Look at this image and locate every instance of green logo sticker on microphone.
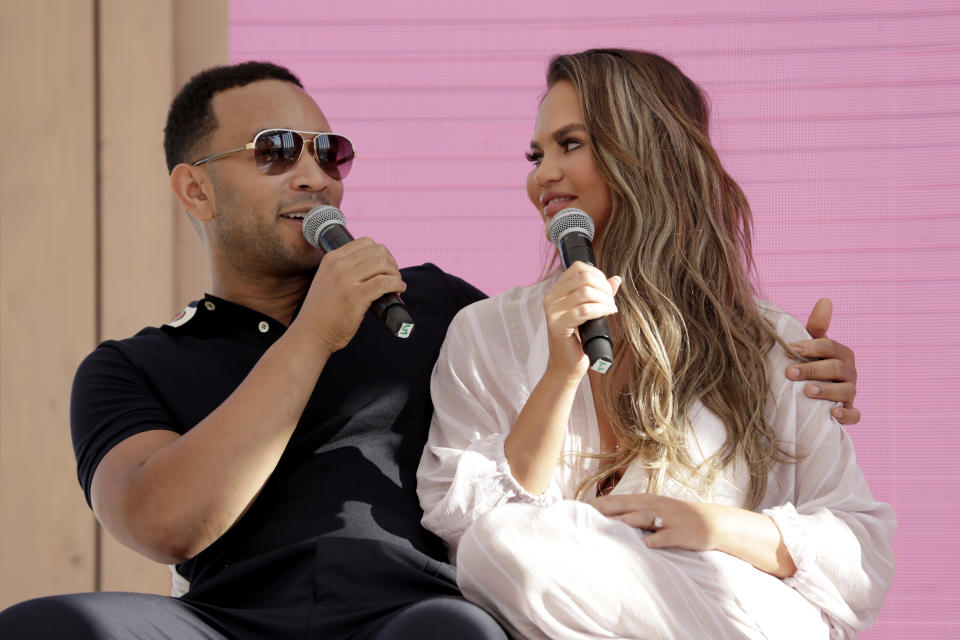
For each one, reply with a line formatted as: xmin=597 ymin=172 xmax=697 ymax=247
xmin=397 ymin=323 xmax=414 ymax=339
xmin=591 ymin=358 xmax=612 ymax=374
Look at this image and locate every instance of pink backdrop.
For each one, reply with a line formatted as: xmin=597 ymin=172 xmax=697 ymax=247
xmin=231 ymin=1 xmax=960 ymax=637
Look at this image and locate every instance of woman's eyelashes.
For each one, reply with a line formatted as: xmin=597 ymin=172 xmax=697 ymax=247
xmin=525 ymin=138 xmax=585 ymax=166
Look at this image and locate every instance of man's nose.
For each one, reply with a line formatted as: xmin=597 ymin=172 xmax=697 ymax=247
xmin=290 ymin=144 xmax=336 ymax=191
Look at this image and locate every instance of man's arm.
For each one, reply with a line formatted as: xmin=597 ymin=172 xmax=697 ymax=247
xmin=89 ymin=239 xmax=403 ymax=564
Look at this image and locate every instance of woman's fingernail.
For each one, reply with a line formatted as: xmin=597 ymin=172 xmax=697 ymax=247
xmin=809 ymin=385 xmax=821 ymax=396
xmin=832 ymin=408 xmax=844 ymax=419
xmin=787 ymin=367 xmax=800 ymax=379
xmin=791 ymin=344 xmax=805 ymax=355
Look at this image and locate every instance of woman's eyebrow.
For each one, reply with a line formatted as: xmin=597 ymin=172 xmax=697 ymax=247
xmin=551 ymin=123 xmax=588 ymax=141
xmin=530 ymin=123 xmax=588 ymax=150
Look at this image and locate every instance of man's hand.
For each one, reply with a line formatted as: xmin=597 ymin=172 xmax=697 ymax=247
xmin=89 ymin=239 xmax=406 ymax=564
xmin=298 ymin=237 xmax=406 ymax=353
xmin=786 ymin=298 xmax=861 ymax=425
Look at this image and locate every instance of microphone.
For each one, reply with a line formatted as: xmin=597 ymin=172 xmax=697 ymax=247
xmin=302 ymin=205 xmax=415 ymax=339
xmin=548 ymin=208 xmax=614 ymax=373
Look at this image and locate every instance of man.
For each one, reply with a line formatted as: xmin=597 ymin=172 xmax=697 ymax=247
xmin=0 ymin=61 xmax=860 ymax=639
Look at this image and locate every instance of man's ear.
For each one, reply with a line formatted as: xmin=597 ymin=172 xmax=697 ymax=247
xmin=170 ymin=164 xmax=215 ymax=224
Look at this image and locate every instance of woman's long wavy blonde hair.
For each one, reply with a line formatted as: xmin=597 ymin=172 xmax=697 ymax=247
xmin=550 ymin=50 xmax=795 ymax=509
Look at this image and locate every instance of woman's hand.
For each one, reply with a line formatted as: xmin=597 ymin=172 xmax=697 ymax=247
xmin=542 ymin=263 xmax=620 ymax=379
xmin=588 ymin=493 xmax=722 ymax=552
xmin=787 ymin=298 xmax=861 ymax=424
xmin=588 ymin=493 xmax=796 ymax=578
xmin=501 ymin=265 xmax=620 ymax=495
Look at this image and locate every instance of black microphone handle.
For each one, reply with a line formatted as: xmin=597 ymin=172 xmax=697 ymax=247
xmin=314 ymin=223 xmax=355 ymax=253
xmin=317 ymin=224 xmax=415 ymax=339
xmin=557 ymin=237 xmax=597 ymax=270
xmin=580 ymin=318 xmax=614 ymax=373
xmin=558 ymin=234 xmax=614 ymax=373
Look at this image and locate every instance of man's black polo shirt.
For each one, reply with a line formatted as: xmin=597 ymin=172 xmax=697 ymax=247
xmin=70 ymin=264 xmax=485 ymax=629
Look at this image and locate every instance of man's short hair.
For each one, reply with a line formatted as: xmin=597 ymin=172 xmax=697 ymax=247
xmin=163 ymin=61 xmax=303 ymax=173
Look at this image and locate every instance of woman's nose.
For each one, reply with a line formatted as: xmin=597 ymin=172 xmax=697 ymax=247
xmin=534 ymin=155 xmax=561 ymax=186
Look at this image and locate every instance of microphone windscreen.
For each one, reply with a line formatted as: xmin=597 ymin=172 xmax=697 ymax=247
xmin=548 ymin=208 xmax=595 ymax=248
xmin=303 ymin=205 xmax=347 ymax=248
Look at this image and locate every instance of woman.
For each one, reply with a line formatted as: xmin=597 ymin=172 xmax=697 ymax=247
xmin=417 ymin=49 xmax=894 ymax=639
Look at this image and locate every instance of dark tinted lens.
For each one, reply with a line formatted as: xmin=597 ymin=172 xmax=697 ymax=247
xmin=313 ymin=134 xmax=354 ymax=180
xmin=254 ymin=130 xmax=302 ymax=175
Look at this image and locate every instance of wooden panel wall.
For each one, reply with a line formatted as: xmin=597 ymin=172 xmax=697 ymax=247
xmin=0 ymin=0 xmax=98 ymax=603
xmin=0 ymin=0 xmax=225 ymax=608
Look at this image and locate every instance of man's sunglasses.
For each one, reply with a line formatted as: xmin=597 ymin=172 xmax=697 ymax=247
xmin=192 ymin=129 xmax=355 ymax=180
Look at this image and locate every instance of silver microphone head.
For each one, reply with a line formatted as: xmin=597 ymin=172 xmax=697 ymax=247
xmin=302 ymin=205 xmax=346 ymax=248
xmin=548 ymin=208 xmax=595 ymax=248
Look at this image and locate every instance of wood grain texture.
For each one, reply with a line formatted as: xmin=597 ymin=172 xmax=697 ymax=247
xmin=0 ymin=0 xmax=98 ymax=607
xmin=96 ymin=0 xmax=176 ymax=595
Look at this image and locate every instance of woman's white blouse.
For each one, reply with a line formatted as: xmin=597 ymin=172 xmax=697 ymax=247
xmin=417 ymin=277 xmax=895 ymax=636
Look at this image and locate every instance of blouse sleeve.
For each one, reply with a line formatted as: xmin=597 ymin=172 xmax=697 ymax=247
xmin=417 ymin=302 xmax=564 ymax=555
xmin=760 ymin=307 xmax=896 ymax=636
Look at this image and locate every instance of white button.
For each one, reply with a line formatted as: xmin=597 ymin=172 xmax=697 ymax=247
xmin=258 ymin=321 xmax=270 ymax=333
xmin=204 ymin=301 xmax=216 ymax=311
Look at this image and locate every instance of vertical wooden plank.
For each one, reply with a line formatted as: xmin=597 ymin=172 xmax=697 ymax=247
xmin=0 ymin=0 xmax=98 ymax=607
xmin=98 ymin=0 xmax=175 ymax=337
xmin=95 ymin=0 xmax=175 ymax=595
xmin=95 ymin=0 xmax=226 ymax=595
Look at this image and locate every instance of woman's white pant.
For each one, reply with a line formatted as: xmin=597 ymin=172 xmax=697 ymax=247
xmin=455 ymin=501 xmax=829 ymax=640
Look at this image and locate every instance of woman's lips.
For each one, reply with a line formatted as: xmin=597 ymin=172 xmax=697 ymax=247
xmin=542 ymin=196 xmax=576 ymax=217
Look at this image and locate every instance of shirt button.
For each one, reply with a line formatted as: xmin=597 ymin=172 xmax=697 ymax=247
xmin=204 ymin=301 xmax=216 ymax=311
xmin=258 ymin=321 xmax=270 ymax=333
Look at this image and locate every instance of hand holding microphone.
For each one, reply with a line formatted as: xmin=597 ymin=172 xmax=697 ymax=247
xmin=303 ymin=205 xmax=415 ymax=339
xmin=548 ymin=208 xmax=615 ymax=373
